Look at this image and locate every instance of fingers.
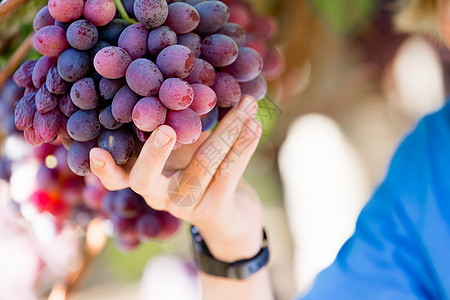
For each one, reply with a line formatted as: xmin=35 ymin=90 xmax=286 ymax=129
xmin=90 ymin=148 xmax=130 ymax=191
xmin=178 ymin=96 xmax=258 ymax=199
xmin=207 ymin=118 xmax=262 ymax=198
xmin=128 ymin=125 xmax=177 ymax=196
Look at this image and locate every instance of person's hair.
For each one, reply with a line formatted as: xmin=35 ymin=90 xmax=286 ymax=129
xmin=394 ymin=0 xmax=438 ymax=36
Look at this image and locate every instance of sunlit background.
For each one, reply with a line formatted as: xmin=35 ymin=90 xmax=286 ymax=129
xmin=0 ymin=0 xmax=447 ymax=299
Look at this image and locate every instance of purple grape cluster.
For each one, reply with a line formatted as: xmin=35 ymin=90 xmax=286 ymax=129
xmin=0 ymin=78 xmax=181 ymax=252
xmin=12 ymin=0 xmax=272 ymax=177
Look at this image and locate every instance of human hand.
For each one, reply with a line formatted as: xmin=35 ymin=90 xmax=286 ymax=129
xmin=90 ymin=96 xmax=264 ymax=262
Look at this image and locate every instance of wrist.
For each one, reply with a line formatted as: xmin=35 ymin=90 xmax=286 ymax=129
xmin=196 ymin=225 xmax=264 ymax=263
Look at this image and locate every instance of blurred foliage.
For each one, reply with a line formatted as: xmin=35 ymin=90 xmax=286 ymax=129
xmin=308 ymin=0 xmax=377 ymax=36
xmin=0 ymin=0 xmax=45 ymax=66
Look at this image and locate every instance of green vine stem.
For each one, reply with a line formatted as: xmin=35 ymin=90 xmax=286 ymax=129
xmin=113 ymin=0 xmax=137 ymax=24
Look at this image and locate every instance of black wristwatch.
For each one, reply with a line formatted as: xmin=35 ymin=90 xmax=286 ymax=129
xmin=190 ymin=225 xmax=270 ymax=280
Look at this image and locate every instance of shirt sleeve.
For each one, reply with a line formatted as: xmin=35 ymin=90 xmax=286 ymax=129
xmin=299 ymin=105 xmax=450 ymax=300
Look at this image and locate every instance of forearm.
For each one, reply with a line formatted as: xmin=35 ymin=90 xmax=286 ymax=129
xmin=200 ymin=267 xmax=274 ymax=300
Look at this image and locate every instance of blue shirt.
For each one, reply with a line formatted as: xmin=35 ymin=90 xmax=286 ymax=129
xmin=301 ymin=103 xmax=450 ymax=299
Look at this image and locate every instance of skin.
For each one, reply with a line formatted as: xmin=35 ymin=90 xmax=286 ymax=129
xmin=90 ymin=96 xmax=274 ymax=299
xmin=437 ymin=0 xmax=450 ymax=47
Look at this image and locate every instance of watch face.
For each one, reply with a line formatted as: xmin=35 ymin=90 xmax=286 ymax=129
xmin=190 ymin=225 xmax=270 ymax=279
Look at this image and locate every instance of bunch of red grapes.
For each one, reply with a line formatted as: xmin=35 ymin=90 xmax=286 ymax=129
xmin=5 ymin=0 xmax=282 ymax=251
xmin=13 ymin=0 xmax=279 ymax=178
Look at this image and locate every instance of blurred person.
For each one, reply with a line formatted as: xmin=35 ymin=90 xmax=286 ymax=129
xmin=90 ymin=1 xmax=450 ymax=299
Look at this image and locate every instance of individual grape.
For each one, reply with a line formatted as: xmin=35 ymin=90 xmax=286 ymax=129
xmin=189 ymin=84 xmax=217 ymax=115
xmin=70 ymin=78 xmax=99 ymax=110
xmin=14 ymin=93 xmax=36 ymax=130
xmin=67 ymin=140 xmax=98 ymax=176
xmin=166 ymin=108 xmax=201 ymax=144
xmin=54 ymin=20 xmax=70 ymax=30
xmin=83 ymin=0 xmax=116 ymax=27
xmin=185 ymin=58 xmax=216 ymax=87
xmin=134 ymin=0 xmax=168 ymax=28
xmin=243 ymin=33 xmax=267 ymax=57
xmin=137 ymin=213 xmax=161 ymax=240
xmin=99 ymin=105 xmax=123 ymax=130
xmin=156 ymin=211 xmax=180 ymax=239
xmin=48 ymin=0 xmax=84 ymax=22
xmin=156 ymin=45 xmax=195 ymax=78
xmin=126 ymin=59 xmax=163 ymax=97
xmin=114 ymin=189 xmax=143 ymax=219
xmin=59 ymin=115 xmax=71 ymax=139
xmin=102 ymin=191 xmax=116 ymax=216
xmin=36 ymin=166 xmax=59 ymax=190
xmin=122 ymin=0 xmax=136 ymax=17
xmin=111 ymin=212 xmax=137 ymax=234
xmin=1 ymin=79 xmax=24 ymax=108
xmin=253 ymin=16 xmax=279 ymax=40
xmin=33 ymin=25 xmax=69 ymax=57
xmin=194 ymin=1 xmax=230 ymax=34
xmin=147 ymin=26 xmax=177 ymax=56
xmin=13 ymin=60 xmax=37 ymax=88
xmin=111 ymin=85 xmax=140 ymax=123
xmin=224 ymin=47 xmax=263 ymax=82
xmin=66 ymin=20 xmax=99 ymax=51
xmin=201 ymin=34 xmax=238 ymax=67
xmin=45 ymin=66 xmax=68 ymax=95
xmin=94 ymin=46 xmax=132 ymax=79
xmin=159 ymin=78 xmax=194 ymax=110
xmin=33 ymin=108 xmax=61 ymax=143
xmin=88 ymin=41 xmax=111 ymax=63
xmin=165 ymin=2 xmax=200 ymax=34
xmin=82 ymin=185 xmax=106 ymax=210
xmin=35 ymin=85 xmax=58 ymax=113
xmin=217 ymin=23 xmax=246 ymax=46
xmin=98 ymin=128 xmax=135 ymax=165
xmin=67 ymin=109 xmax=103 ymax=142
xmin=132 ymin=97 xmax=166 ymax=132
xmin=57 ymin=48 xmax=90 ymax=82
xmin=211 ymin=72 xmax=241 ymax=107
xmin=115 ymin=233 xmax=140 ymax=251
xmin=98 ymin=19 xmax=128 ymax=45
xmin=228 ymin=3 xmax=252 ymax=30
xmin=239 ymin=75 xmax=267 ymax=101
xmin=24 ymin=126 xmax=43 ymax=146
xmin=177 ymin=33 xmax=201 ymax=57
xmin=261 ymin=46 xmax=284 ymax=80
xmin=59 ymin=93 xmax=79 ymax=117
xmin=118 ymin=23 xmax=149 ymax=60
xmin=99 ymin=77 xmax=124 ymax=100
xmin=32 ymin=56 xmax=57 ymax=89
xmin=33 ymin=6 xmax=55 ymax=32
xmin=61 ymin=176 xmax=84 ymax=205
xmin=201 ymin=105 xmax=218 ymax=131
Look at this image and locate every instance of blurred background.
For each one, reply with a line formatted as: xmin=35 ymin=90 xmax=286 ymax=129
xmin=0 ymin=0 xmax=447 ymax=299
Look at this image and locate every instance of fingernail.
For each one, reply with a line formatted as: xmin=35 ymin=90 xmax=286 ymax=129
xmin=153 ymin=127 xmax=173 ymax=148
xmin=91 ymin=156 xmax=105 ymax=169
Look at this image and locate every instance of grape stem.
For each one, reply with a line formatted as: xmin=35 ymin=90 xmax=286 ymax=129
xmin=113 ymin=0 xmax=137 ymax=24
